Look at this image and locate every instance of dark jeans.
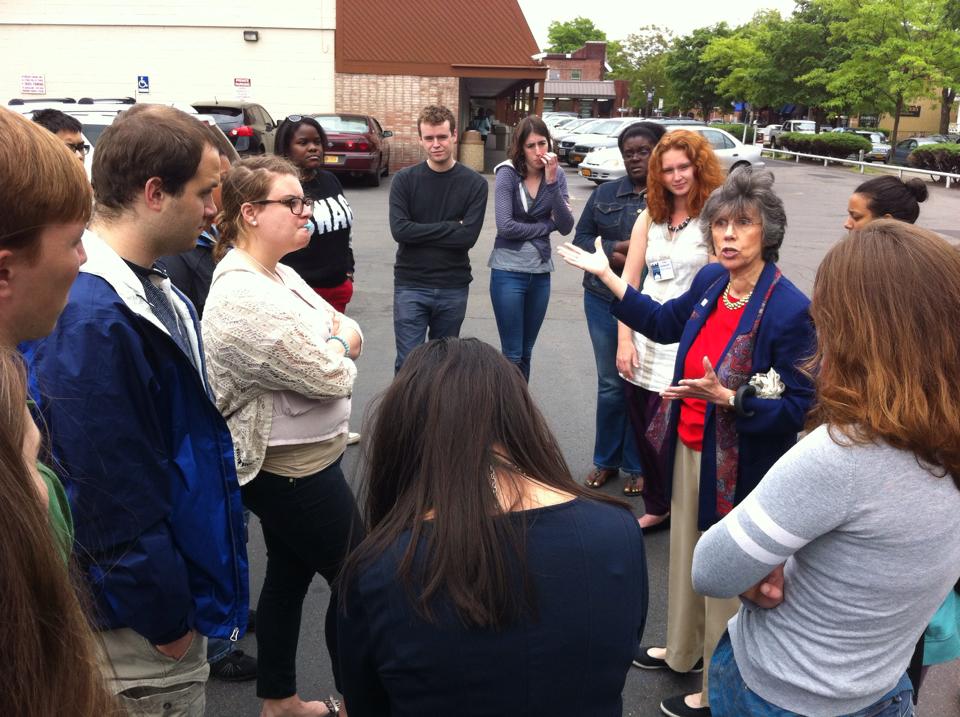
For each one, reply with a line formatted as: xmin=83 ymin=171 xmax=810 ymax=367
xmin=623 ymin=382 xmax=670 ymax=516
xmin=709 ymin=632 xmax=914 ymax=716
xmin=583 ymin=290 xmax=642 ymax=474
xmin=393 ymin=285 xmax=469 ymax=373
xmin=241 ymin=457 xmax=364 ymax=699
xmin=489 ymin=269 xmax=551 ymax=381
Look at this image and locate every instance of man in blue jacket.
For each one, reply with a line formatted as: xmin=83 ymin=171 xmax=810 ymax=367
xmin=25 ymin=104 xmax=249 ymax=716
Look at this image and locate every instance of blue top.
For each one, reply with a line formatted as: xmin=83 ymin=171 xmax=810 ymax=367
xmin=335 ymin=497 xmax=647 ymax=717
xmin=490 ymin=162 xmax=574 ymax=271
xmin=611 ymin=262 xmax=816 ymax=530
xmin=573 ymin=175 xmax=647 ymax=301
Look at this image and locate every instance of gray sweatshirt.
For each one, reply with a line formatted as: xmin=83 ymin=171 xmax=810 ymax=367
xmin=692 ymin=424 xmax=960 ymax=716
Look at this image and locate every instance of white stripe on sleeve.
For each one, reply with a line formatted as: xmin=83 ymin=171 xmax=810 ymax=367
xmin=747 ymin=501 xmax=809 ymax=550
xmin=727 ymin=513 xmax=784 ymax=565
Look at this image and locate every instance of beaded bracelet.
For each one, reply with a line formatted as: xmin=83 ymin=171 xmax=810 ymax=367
xmin=327 ymin=335 xmax=350 ymax=355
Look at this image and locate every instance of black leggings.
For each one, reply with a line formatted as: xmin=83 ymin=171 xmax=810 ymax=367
xmin=241 ymin=456 xmax=364 ymax=699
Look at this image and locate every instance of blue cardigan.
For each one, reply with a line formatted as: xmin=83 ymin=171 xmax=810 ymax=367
xmin=611 ymin=262 xmax=815 ymax=529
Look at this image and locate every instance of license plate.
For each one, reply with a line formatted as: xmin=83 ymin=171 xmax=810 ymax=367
xmin=571 ymin=154 xmax=583 ymax=163
xmin=324 ymin=155 xmax=341 ymax=164
xmin=580 ymin=168 xmax=592 ymax=177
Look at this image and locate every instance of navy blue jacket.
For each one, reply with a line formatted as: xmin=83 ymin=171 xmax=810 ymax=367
xmin=24 ymin=233 xmax=249 ymax=645
xmin=573 ymin=175 xmax=647 ymax=301
xmin=612 ymin=262 xmax=815 ymax=529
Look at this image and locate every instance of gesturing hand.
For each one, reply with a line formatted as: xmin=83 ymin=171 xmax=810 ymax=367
xmin=741 ymin=564 xmax=785 ymax=609
xmin=557 ymin=237 xmax=611 ymax=277
xmin=660 ymin=356 xmax=735 ymax=407
xmin=542 ymin=152 xmax=559 ymax=184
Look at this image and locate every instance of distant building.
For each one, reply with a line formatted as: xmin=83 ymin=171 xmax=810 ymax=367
xmin=535 ymin=42 xmax=629 ymax=117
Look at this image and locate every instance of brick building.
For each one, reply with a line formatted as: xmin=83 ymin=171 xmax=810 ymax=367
xmin=536 ymin=42 xmax=628 ymax=117
xmin=336 ymin=0 xmax=546 ymax=169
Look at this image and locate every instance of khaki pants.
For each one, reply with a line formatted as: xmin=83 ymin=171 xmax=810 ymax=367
xmin=664 ymin=443 xmax=740 ymax=706
xmin=98 ymin=628 xmax=209 ymax=717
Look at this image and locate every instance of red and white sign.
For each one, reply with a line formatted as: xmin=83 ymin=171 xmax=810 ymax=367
xmin=20 ymin=74 xmax=46 ymax=95
xmin=234 ymin=78 xmax=252 ymax=87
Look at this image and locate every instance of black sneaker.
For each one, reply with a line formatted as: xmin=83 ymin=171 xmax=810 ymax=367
xmin=209 ymin=649 xmax=257 ymax=682
xmin=632 ymin=646 xmax=703 ymax=673
xmin=660 ymin=694 xmax=711 ymax=717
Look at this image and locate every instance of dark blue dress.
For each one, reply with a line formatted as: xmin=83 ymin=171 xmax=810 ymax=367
xmin=335 ymin=498 xmax=647 ymax=716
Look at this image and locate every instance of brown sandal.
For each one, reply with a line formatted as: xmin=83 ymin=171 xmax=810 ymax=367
xmin=585 ymin=467 xmax=617 ymax=488
xmin=623 ymin=474 xmax=644 ymax=495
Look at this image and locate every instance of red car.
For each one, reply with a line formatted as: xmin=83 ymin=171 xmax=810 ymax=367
xmin=311 ymin=113 xmax=393 ymax=186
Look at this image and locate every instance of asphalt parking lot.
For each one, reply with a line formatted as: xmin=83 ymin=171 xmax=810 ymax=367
xmin=208 ymin=158 xmax=960 ymax=716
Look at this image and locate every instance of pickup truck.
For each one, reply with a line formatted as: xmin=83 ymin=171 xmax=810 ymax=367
xmin=769 ymin=119 xmax=817 ymax=147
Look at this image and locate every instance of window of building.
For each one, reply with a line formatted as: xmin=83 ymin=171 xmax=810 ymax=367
xmin=548 ymin=69 xmax=560 ymax=80
xmin=571 ymin=69 xmax=582 ymax=80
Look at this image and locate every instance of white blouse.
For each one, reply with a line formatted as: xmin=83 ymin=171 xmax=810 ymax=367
xmin=625 ymin=218 xmax=710 ymax=392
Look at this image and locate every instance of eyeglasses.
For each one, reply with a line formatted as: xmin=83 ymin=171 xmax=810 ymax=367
xmin=66 ymin=142 xmax=91 ymax=155
xmin=622 ymin=148 xmax=652 ymax=160
xmin=711 ymin=217 xmax=760 ymax=232
xmin=250 ymin=196 xmax=315 ymax=215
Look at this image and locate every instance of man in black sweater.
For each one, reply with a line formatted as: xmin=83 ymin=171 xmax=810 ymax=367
xmin=389 ymin=104 xmax=488 ymax=372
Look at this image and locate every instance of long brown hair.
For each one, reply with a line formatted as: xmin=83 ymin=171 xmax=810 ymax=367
xmin=339 ymin=338 xmax=630 ymax=628
xmin=0 ymin=350 xmax=119 ymax=716
xmin=646 ymin=129 xmax=724 ymax=224
xmin=807 ymin=220 xmax=960 ymax=487
xmin=508 ymin=115 xmax=552 ymax=178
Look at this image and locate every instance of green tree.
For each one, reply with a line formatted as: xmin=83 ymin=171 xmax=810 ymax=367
xmin=664 ymin=24 xmax=731 ymax=117
xmin=545 ymin=17 xmax=606 ymax=53
xmin=607 ymin=26 xmax=675 ymax=115
xmin=935 ymin=0 xmax=960 ymax=134
xmin=806 ymin=0 xmax=950 ymax=143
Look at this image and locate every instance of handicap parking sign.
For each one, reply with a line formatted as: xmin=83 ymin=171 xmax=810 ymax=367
xmin=137 ymin=75 xmax=150 ymax=93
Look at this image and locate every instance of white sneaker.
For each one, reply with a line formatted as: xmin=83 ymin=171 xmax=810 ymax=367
xmin=347 ymin=431 xmax=361 ymax=445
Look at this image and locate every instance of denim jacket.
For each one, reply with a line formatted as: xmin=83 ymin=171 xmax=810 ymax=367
xmin=572 ymin=175 xmax=647 ymax=301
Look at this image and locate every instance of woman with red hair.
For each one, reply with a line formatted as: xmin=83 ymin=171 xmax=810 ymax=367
xmin=614 ymin=130 xmax=723 ymax=517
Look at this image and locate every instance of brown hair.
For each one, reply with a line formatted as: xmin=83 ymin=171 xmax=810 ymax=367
xmin=646 ymin=129 xmax=724 ymax=224
xmin=339 ymin=338 xmax=631 ymax=628
xmin=508 ymin=115 xmax=552 ymax=178
xmin=213 ymin=155 xmax=300 ymax=262
xmin=417 ymin=105 xmax=456 ymax=136
xmin=91 ymin=104 xmax=214 ymax=217
xmin=807 ymin=220 xmax=960 ymax=488
xmin=0 ymin=349 xmax=119 ymax=716
xmin=0 ymin=108 xmax=91 ymax=260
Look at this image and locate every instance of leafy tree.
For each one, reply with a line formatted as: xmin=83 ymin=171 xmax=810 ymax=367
xmin=934 ymin=0 xmax=960 ymax=134
xmin=545 ymin=17 xmax=606 ymax=53
xmin=664 ymin=24 xmax=731 ymax=117
xmin=607 ymin=26 xmax=675 ymax=115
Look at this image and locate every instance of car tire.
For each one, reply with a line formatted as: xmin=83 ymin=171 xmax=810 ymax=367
xmin=729 ymin=162 xmax=749 ymax=174
xmin=382 ymin=158 xmax=389 ymax=177
xmin=366 ymin=168 xmax=381 ymax=187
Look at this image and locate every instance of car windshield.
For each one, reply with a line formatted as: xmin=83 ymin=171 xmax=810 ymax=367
xmin=313 ymin=115 xmax=369 ymax=133
xmin=588 ymin=120 xmax=623 ymax=135
xmin=191 ymin=107 xmax=243 ymax=127
xmin=82 ymin=122 xmax=111 ymax=146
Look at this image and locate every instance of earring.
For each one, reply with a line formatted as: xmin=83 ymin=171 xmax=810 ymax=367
xmin=251 ymin=220 xmax=258 ymax=226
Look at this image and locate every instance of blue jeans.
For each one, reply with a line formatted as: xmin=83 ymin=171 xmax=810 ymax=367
xmin=489 ymin=269 xmax=550 ymax=381
xmin=583 ymin=290 xmax=642 ymax=474
xmin=709 ymin=632 xmax=914 ymax=717
xmin=393 ymin=285 xmax=469 ymax=373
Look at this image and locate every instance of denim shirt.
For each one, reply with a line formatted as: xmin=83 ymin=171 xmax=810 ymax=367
xmin=572 ymin=175 xmax=647 ymax=301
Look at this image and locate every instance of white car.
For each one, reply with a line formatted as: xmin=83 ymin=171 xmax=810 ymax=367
xmin=578 ymin=126 xmax=764 ymax=184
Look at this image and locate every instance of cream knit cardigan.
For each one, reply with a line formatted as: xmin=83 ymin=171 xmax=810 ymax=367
xmin=202 ymin=249 xmax=362 ymax=485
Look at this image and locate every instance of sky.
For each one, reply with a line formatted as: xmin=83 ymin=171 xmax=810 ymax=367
xmin=517 ymin=0 xmax=800 ymax=48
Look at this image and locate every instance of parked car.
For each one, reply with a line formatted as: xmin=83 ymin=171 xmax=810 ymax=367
xmin=567 ymin=117 xmax=645 ymax=167
xmin=191 ymin=100 xmax=277 ymax=155
xmin=556 ymin=118 xmax=605 ymax=160
xmin=888 ymin=135 xmax=954 ymax=167
xmin=578 ymin=126 xmax=763 ymax=184
xmin=310 ymin=113 xmax=393 ymax=186
xmin=770 ymin=119 xmax=817 ymax=147
xmin=756 ymin=124 xmax=781 ymax=146
xmin=851 ymin=131 xmax=891 ymax=162
xmin=545 ymin=114 xmax=580 ymax=131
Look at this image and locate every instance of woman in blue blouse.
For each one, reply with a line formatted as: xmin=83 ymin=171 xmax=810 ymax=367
xmin=335 ymin=338 xmax=647 ymax=716
xmin=488 ymin=115 xmax=574 ymax=380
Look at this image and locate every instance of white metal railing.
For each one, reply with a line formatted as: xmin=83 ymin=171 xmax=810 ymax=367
xmin=760 ymin=148 xmax=960 ymax=188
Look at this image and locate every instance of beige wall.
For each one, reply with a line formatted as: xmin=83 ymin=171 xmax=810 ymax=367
xmin=336 ymin=73 xmax=460 ymax=169
xmin=1 ymin=2 xmax=336 ymax=119
xmin=877 ymin=97 xmax=959 ymax=138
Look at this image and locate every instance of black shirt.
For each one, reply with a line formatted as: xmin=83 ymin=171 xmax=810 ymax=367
xmin=389 ymin=161 xmax=488 ymax=288
xmin=283 ymin=171 xmax=355 ymax=288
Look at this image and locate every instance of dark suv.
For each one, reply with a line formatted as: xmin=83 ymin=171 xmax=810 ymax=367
xmin=191 ymin=100 xmax=277 ymax=155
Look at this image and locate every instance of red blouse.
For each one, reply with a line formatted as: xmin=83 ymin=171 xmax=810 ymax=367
xmin=677 ymin=294 xmax=745 ymax=451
